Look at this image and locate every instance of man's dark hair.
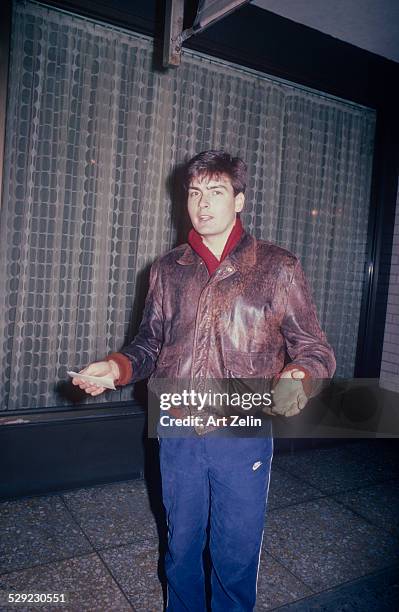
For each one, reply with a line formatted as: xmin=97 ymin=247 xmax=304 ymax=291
xmin=184 ymin=150 xmax=247 ymax=196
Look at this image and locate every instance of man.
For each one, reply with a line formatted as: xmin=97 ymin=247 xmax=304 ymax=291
xmin=73 ymin=150 xmax=336 ymax=611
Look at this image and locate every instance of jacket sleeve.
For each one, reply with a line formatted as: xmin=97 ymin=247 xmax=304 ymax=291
xmin=113 ymin=258 xmax=164 ymax=384
xmin=280 ymin=259 xmax=336 ymax=394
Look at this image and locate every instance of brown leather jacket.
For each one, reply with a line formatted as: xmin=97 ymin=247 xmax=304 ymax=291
xmin=116 ymin=232 xmax=335 ymax=403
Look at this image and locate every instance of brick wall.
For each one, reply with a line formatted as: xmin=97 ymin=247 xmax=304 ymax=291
xmin=380 ymin=185 xmax=399 ymax=392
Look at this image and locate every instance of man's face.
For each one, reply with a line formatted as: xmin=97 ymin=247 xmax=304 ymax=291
xmin=187 ymin=173 xmax=244 ymax=239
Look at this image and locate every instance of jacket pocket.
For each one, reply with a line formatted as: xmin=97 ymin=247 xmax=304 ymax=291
xmin=223 ymin=350 xmax=272 ymax=414
xmin=224 ymin=349 xmax=271 ymax=378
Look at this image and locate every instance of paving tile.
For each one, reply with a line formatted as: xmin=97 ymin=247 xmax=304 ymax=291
xmin=332 ymin=480 xmax=399 ymax=536
xmin=100 ymin=539 xmax=165 ymax=611
xmin=62 ymin=480 xmax=161 ymax=550
xmin=100 ymin=536 xmax=313 ymax=612
xmin=255 ymin=550 xmax=312 ymax=610
xmin=344 ymin=439 xmax=399 ymax=480
xmin=0 ymin=496 xmax=92 ymax=574
xmin=268 ymin=466 xmax=324 ymax=510
xmin=272 ymin=441 xmax=399 ymax=495
xmin=271 ymin=564 xmax=399 ymax=611
xmin=264 ymin=497 xmax=399 ymax=591
xmin=0 ymin=553 xmax=132 ymax=611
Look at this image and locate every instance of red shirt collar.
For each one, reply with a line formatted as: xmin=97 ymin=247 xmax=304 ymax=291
xmin=188 ymin=217 xmax=244 ymax=275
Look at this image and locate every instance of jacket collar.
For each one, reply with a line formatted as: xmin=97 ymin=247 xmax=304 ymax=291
xmin=176 ymin=231 xmax=257 ymax=274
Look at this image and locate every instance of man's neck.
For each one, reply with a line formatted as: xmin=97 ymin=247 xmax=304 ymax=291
xmin=188 ymin=217 xmax=243 ymax=276
xmin=202 ymin=222 xmax=236 ymax=260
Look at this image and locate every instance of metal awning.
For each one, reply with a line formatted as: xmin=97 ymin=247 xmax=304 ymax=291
xmin=163 ymin=0 xmax=250 ymax=67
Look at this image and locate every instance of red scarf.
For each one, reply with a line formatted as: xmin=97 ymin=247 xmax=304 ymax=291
xmin=188 ymin=217 xmax=244 ymax=275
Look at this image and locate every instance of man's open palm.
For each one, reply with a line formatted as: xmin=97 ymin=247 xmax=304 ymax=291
xmin=71 ymin=360 xmax=119 ymax=396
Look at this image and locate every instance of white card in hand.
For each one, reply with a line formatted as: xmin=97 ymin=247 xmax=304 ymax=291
xmin=67 ymin=371 xmax=116 ymax=390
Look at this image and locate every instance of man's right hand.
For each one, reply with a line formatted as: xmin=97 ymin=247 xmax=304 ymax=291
xmin=71 ymin=360 xmax=120 ymax=396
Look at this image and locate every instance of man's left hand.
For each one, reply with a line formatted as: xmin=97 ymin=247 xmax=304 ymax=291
xmin=264 ymin=368 xmax=309 ymax=417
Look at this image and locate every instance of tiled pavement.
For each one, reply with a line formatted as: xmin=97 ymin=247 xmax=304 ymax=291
xmin=0 ymin=440 xmax=398 ymax=611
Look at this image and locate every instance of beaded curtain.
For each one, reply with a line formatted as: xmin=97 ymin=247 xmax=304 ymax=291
xmin=0 ymin=1 xmax=376 ymax=410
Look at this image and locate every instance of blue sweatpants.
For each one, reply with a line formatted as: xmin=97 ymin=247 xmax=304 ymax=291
xmin=159 ymin=433 xmax=273 ymax=611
